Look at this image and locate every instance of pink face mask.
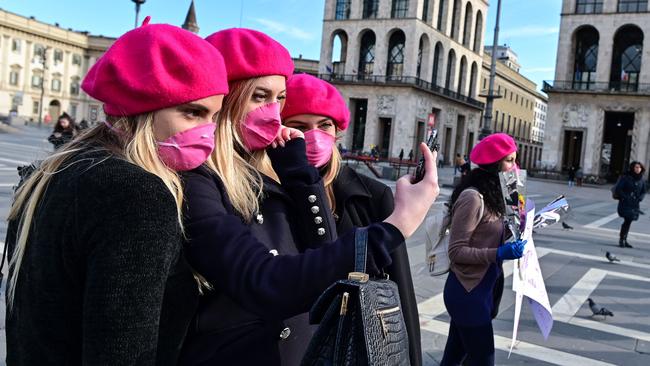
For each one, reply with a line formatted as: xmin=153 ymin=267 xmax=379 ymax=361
xmin=241 ymin=102 xmax=282 ymax=151
xmin=304 ymin=129 xmax=336 ymax=168
xmin=157 ymin=122 xmax=216 ymax=171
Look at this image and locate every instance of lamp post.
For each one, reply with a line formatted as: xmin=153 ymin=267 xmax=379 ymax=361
xmin=479 ymin=0 xmax=502 ymax=140
xmin=37 ymin=46 xmax=50 ymax=129
xmin=132 ymin=0 xmax=146 ymax=28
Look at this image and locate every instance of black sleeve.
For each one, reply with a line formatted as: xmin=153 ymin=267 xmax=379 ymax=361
xmin=266 ymin=138 xmax=337 ymax=247
xmin=376 ymin=186 xmax=423 ymax=366
xmin=183 ymin=169 xmax=404 ymax=319
xmin=77 ymin=167 xmax=181 ymax=365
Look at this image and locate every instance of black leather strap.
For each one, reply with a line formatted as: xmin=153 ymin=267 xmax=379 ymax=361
xmin=354 ymin=228 xmax=368 ymax=273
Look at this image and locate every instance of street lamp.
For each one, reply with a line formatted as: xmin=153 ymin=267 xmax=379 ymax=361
xmin=37 ymin=46 xmax=50 ymax=129
xmin=479 ymin=0 xmax=503 ymax=140
xmin=132 ymin=0 xmax=146 ymax=28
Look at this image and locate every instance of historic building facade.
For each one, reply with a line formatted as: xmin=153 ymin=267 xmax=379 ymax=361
xmin=543 ymin=0 xmax=650 ymax=180
xmin=318 ymin=0 xmax=488 ymax=163
xmin=479 ymin=46 xmax=547 ymax=169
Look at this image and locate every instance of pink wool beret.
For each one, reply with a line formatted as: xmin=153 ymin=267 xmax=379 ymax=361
xmin=281 ymin=74 xmax=350 ymax=131
xmin=470 ymin=133 xmax=517 ymax=165
xmin=82 ymin=17 xmax=229 ymax=116
xmin=205 ymin=28 xmax=294 ymax=82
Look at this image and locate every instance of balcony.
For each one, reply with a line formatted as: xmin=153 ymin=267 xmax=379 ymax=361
xmin=542 ymin=80 xmax=650 ymax=95
xmin=320 ymin=73 xmax=485 ymax=110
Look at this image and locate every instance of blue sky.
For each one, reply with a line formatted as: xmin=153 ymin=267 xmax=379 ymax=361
xmin=2 ymin=0 xmax=561 ymax=90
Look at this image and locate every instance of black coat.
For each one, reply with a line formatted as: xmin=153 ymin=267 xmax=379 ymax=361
xmin=332 ymin=165 xmax=422 ymax=366
xmin=616 ymin=174 xmax=647 ymax=221
xmin=178 ymin=140 xmax=405 ymax=366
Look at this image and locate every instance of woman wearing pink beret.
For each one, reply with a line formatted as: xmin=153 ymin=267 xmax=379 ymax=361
xmin=178 ymin=28 xmax=440 ymax=365
xmin=440 ymin=133 xmax=526 ymax=365
xmin=280 ymin=73 xmax=422 ymax=366
xmin=4 ymin=19 xmax=229 ymax=365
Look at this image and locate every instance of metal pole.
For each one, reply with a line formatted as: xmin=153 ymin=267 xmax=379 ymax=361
xmin=134 ymin=3 xmax=140 ymax=28
xmin=479 ymin=0 xmax=502 ymax=140
xmin=38 ymin=47 xmax=48 ymax=128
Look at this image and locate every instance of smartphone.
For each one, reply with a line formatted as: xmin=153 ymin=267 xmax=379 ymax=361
xmin=413 ymin=128 xmax=439 ymax=183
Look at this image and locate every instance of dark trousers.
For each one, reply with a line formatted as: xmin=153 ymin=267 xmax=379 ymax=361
xmin=620 ymin=218 xmax=633 ymax=239
xmin=440 ymin=321 xmax=495 ymax=366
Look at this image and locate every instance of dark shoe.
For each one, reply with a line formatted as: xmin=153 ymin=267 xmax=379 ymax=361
xmin=624 ymin=241 xmax=633 ymax=248
xmin=619 ymin=239 xmax=626 ymax=248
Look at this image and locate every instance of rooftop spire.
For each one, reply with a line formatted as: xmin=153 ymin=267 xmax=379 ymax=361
xmin=182 ymin=0 xmax=199 ymax=34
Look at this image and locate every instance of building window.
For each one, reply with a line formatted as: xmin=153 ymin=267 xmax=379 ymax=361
xmin=54 ymin=49 xmax=63 ymax=63
xmin=457 ymin=56 xmax=467 ymax=95
xmin=387 ymin=31 xmax=406 ymax=79
xmin=432 ymin=42 xmax=443 ymax=86
xmin=9 ymin=70 xmax=19 ymax=86
xmin=72 ymin=54 xmax=82 ymax=66
xmin=462 ymin=2 xmax=473 ymax=47
xmin=573 ymin=26 xmax=599 ymax=89
xmin=70 ymin=77 xmax=81 ymax=95
xmin=445 ymin=49 xmax=456 ymax=89
xmin=575 ymin=0 xmax=603 ymax=14
xmin=358 ymin=31 xmax=376 ymax=79
xmin=69 ymin=103 xmax=78 ymax=120
xmin=391 ymin=0 xmax=408 ymax=18
xmin=618 ymin=0 xmax=648 ymax=12
xmin=450 ymin=0 xmax=461 ymax=40
xmin=422 ymin=0 xmax=430 ymax=21
xmin=416 ymin=37 xmax=424 ymax=79
xmin=90 ymin=105 xmax=98 ymax=121
xmin=473 ymin=11 xmax=483 ymax=52
xmin=469 ymin=62 xmax=478 ymax=96
xmin=31 ymin=74 xmax=43 ymax=88
xmin=51 ymin=79 xmax=61 ymax=92
xmin=34 ymin=44 xmax=46 ymax=59
xmin=610 ymin=25 xmax=643 ymax=91
xmin=12 ymin=39 xmax=21 ymax=52
xmin=362 ymin=0 xmax=379 ymax=18
xmin=33 ymin=101 xmax=40 ymax=115
xmin=437 ymin=0 xmax=446 ymax=30
xmin=335 ymin=0 xmax=351 ymax=20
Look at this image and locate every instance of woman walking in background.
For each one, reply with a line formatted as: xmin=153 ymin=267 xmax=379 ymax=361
xmin=615 ymin=161 xmax=646 ymax=248
xmin=47 ymin=112 xmax=78 ymax=150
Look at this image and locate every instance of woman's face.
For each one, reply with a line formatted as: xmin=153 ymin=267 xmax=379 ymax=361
xmin=152 ymin=95 xmax=224 ymax=141
xmin=633 ymin=164 xmax=642 ymax=175
xmin=244 ymin=75 xmax=286 ymax=115
xmin=59 ymin=118 xmax=70 ymax=129
xmin=501 ymin=152 xmax=517 ymax=172
xmin=283 ymin=114 xmax=336 ymax=138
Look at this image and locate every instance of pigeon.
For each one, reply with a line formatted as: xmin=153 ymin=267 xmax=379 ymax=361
xmin=562 ymin=221 xmax=574 ymax=230
xmin=587 ymin=298 xmax=614 ymax=318
xmin=605 ymin=251 xmax=620 ymax=263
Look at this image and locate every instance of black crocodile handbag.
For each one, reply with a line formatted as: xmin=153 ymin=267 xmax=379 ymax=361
xmin=301 ymin=228 xmax=410 ymax=366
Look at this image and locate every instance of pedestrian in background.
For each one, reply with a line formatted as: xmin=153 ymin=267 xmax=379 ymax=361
xmin=281 ymin=73 xmax=422 ymax=366
xmin=615 ymin=161 xmax=646 ymax=248
xmin=441 ymin=133 xmax=526 ymax=366
xmin=576 ymin=166 xmax=584 ymax=187
xmin=454 ymin=153 xmax=465 ymax=176
xmin=4 ymin=19 xmax=230 ymax=365
xmin=47 ymin=112 xmax=78 ymax=150
xmin=567 ymin=165 xmax=576 ymax=187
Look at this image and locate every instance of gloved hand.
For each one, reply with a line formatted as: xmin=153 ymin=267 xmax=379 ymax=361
xmin=496 ymin=239 xmax=527 ymax=261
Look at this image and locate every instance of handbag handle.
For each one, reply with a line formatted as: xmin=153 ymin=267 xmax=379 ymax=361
xmin=347 ymin=228 xmax=370 ymax=283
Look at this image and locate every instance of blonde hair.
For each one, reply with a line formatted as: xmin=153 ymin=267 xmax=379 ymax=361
xmin=206 ymin=78 xmax=279 ymax=221
xmin=6 ymin=114 xmax=185 ymax=308
xmin=320 ymin=143 xmax=341 ymax=212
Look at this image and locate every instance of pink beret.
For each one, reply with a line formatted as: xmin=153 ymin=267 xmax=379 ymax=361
xmin=470 ymin=133 xmax=517 ymax=165
xmin=281 ymin=74 xmax=350 ymax=131
xmin=82 ymin=18 xmax=228 ymax=116
xmin=205 ymin=28 xmax=294 ymax=82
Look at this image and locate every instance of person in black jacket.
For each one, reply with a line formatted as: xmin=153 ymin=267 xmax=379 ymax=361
xmin=178 ymin=29 xmax=440 ymax=366
xmin=281 ymin=73 xmax=423 ymax=366
xmin=4 ymin=20 xmax=230 ymax=365
xmin=47 ymin=112 xmax=78 ymax=150
xmin=615 ymin=161 xmax=646 ymax=248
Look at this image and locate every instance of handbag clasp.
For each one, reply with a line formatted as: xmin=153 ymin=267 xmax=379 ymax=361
xmin=347 ymin=272 xmax=369 ymax=283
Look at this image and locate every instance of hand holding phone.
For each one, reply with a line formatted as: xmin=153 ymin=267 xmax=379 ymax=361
xmin=413 ymin=128 xmax=439 ymax=183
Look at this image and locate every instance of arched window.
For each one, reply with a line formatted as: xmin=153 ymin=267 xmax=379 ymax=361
xmin=331 ymin=30 xmax=348 ymax=75
xmin=335 ymin=0 xmax=351 ymax=20
xmin=457 ymin=56 xmax=467 ymax=95
xmin=469 ymin=62 xmax=478 ymax=97
xmin=416 ymin=34 xmax=430 ymax=80
xmin=392 ymin=0 xmax=409 ymax=18
xmin=363 ymin=0 xmax=379 ymax=18
xmin=432 ymin=42 xmax=443 ymax=86
xmin=462 ymin=2 xmax=473 ymax=47
xmin=445 ymin=49 xmax=456 ymax=89
xmin=573 ymin=26 xmax=599 ymax=89
xmin=450 ymin=0 xmax=461 ymax=40
xmin=473 ymin=11 xmax=483 ymax=52
xmin=358 ymin=31 xmax=376 ymax=79
xmin=610 ymin=25 xmax=643 ymax=91
xmin=387 ymin=30 xmax=406 ymax=79
xmin=437 ymin=0 xmax=446 ymax=31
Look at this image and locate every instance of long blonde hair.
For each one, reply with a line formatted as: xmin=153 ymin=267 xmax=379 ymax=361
xmin=6 ymin=114 xmax=184 ymax=308
xmin=206 ymin=78 xmax=279 ymax=221
xmin=320 ymin=142 xmax=342 ymax=212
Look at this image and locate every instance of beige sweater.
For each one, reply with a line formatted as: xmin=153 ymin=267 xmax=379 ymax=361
xmin=448 ymin=189 xmax=503 ymax=292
